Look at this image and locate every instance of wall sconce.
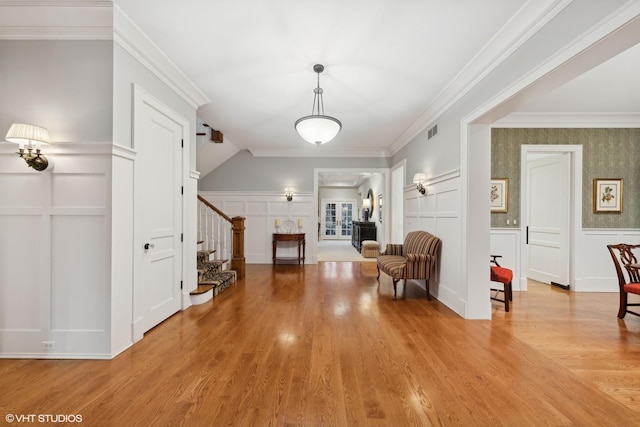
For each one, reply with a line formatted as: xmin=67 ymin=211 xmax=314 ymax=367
xmin=413 ymin=173 xmax=427 ymax=195
xmin=362 ymin=198 xmax=372 ymax=221
xmin=284 ymin=187 xmax=294 ymax=201
xmin=5 ymin=123 xmax=51 ymax=171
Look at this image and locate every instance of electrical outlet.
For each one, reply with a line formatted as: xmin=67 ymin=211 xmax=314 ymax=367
xmin=514 ymin=220 xmax=517 ymax=225
xmin=42 ymin=341 xmax=55 ymax=350
xmin=506 ymin=219 xmax=510 ymax=225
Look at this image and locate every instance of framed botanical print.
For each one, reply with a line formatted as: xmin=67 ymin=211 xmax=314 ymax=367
xmin=490 ymin=178 xmax=508 ymax=213
xmin=593 ymin=178 xmax=623 ymax=213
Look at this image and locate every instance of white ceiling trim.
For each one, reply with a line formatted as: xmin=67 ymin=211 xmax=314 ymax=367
xmin=472 ymin=1 xmax=640 ymax=125
xmin=0 ymin=1 xmax=113 ymax=40
xmin=0 ymin=1 xmax=211 ymax=109
xmin=113 ymin=5 xmax=211 ymax=109
xmin=494 ymin=112 xmax=640 ymax=128
xmin=249 ymin=147 xmax=390 ymax=158
xmin=387 ymin=0 xmax=572 ymax=155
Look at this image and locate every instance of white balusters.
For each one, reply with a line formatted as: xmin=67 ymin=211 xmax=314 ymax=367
xmin=197 ymin=196 xmax=232 ymax=262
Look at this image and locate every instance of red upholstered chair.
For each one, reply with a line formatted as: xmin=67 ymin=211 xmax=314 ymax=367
xmin=606 ymin=244 xmax=640 ymax=319
xmin=490 ymin=255 xmax=513 ymax=312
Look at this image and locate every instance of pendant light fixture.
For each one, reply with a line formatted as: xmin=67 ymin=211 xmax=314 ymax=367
xmin=294 ymin=64 xmax=342 ymax=145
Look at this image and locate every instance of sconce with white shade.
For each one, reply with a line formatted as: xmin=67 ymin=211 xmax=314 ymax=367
xmin=284 ymin=187 xmax=294 ymax=201
xmin=5 ymin=123 xmax=52 ymax=171
xmin=413 ymin=173 xmax=427 ymax=195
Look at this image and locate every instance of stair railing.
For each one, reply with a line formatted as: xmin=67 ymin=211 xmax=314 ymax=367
xmin=197 ymin=195 xmax=245 ymax=279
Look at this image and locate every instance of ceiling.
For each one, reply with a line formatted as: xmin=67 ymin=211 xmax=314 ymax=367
xmin=114 ymin=0 xmax=640 ymax=160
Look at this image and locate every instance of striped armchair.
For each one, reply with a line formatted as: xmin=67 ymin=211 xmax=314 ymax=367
xmin=376 ymin=231 xmax=441 ymax=300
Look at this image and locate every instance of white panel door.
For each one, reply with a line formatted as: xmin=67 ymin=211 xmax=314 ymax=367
xmin=134 ymin=93 xmax=183 ymax=334
xmin=526 ymin=154 xmax=570 ymax=287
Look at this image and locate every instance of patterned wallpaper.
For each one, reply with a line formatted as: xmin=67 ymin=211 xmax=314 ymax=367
xmin=491 ymin=128 xmax=640 ymax=229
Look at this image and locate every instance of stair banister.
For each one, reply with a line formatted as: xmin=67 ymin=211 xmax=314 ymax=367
xmin=197 ymin=195 xmax=245 ymax=279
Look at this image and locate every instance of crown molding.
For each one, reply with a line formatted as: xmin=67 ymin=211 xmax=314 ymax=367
xmin=387 ymin=0 xmax=572 ymax=155
xmin=0 ymin=1 xmax=211 ymax=109
xmin=494 ymin=112 xmax=640 ymax=128
xmin=0 ymin=0 xmax=113 ymax=40
xmin=248 ymin=147 xmax=391 ymax=158
xmin=113 ymin=5 xmax=211 ymax=109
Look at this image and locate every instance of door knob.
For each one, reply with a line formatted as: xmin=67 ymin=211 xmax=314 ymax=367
xmin=144 ymin=243 xmax=155 ymax=250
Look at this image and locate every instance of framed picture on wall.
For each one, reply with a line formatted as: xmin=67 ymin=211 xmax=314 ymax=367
xmin=490 ymin=178 xmax=508 ymax=212
xmin=593 ymin=178 xmax=623 ymax=213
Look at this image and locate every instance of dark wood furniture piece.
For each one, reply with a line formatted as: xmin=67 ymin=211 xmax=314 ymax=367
xmin=607 ymin=244 xmax=640 ymax=318
xmin=490 ymin=255 xmax=513 ymax=312
xmin=272 ymin=233 xmax=305 ymax=265
xmin=352 ymin=221 xmax=376 ymax=252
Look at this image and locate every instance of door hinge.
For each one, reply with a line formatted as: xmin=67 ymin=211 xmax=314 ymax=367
xmin=181 ymin=233 xmax=183 ymax=242
xmin=180 ymin=281 xmax=183 ymax=290
xmin=181 ymin=186 xmax=184 ymax=195
xmin=181 ymin=139 xmax=184 ymax=148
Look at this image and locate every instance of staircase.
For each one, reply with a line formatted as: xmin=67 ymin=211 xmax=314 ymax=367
xmin=191 ymin=195 xmax=245 ymax=305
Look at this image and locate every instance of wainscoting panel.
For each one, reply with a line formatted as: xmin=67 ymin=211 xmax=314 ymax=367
xmin=403 ymin=172 xmax=463 ymax=315
xmin=51 ymin=215 xmax=108 ymax=331
xmin=246 ymin=215 xmax=270 ymax=259
xmin=0 ymin=174 xmax=44 ymax=207
xmin=247 ymin=201 xmax=268 ymax=215
xmin=0 ymin=215 xmax=42 ymax=330
xmin=0 ymin=148 xmax=112 ymax=358
xmin=577 ymin=229 xmax=640 ymax=292
xmin=52 ymin=173 xmax=107 ymax=208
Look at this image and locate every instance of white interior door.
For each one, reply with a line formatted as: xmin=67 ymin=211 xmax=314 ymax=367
xmin=322 ymin=200 xmax=354 ymax=240
xmin=134 ymin=91 xmax=183 ymax=334
xmin=526 ymin=153 xmax=570 ymax=287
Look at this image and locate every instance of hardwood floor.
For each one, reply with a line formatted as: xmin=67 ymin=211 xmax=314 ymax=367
xmin=1 ymin=263 xmax=639 ymax=426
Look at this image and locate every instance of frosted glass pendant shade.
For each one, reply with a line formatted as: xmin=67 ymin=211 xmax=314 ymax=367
xmin=294 ymin=115 xmax=342 ymax=145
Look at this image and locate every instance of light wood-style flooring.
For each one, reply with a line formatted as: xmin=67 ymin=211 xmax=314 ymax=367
xmin=1 ymin=262 xmax=639 ymax=426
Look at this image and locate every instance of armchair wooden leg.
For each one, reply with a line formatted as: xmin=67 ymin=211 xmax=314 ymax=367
xmin=392 ymin=279 xmax=399 ymax=300
xmin=618 ymin=292 xmax=628 ymax=319
xmin=425 ymin=279 xmax=431 ymax=300
xmin=376 ymin=265 xmax=381 ymax=280
xmin=504 ymin=282 xmax=512 ymax=312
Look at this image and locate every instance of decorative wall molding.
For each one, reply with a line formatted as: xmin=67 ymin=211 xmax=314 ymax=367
xmin=0 ymin=1 xmax=113 ymax=40
xmin=494 ymin=112 xmax=640 ymax=127
xmin=388 ymin=0 xmax=571 ymax=155
xmin=113 ymin=6 xmax=210 ymax=109
xmin=199 ymin=191 xmax=317 ymax=264
xmin=405 ymin=173 xmax=463 ymax=315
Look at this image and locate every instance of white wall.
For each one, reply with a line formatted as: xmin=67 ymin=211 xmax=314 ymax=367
xmin=0 ymin=144 xmax=113 ymax=358
xmin=391 ymin=2 xmax=636 ymax=318
xmin=404 ymin=170 xmax=467 ymax=315
xmin=0 ymin=7 xmax=203 ymax=358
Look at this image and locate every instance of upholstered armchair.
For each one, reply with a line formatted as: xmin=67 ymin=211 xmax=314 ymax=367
xmin=376 ymin=231 xmax=441 ymax=300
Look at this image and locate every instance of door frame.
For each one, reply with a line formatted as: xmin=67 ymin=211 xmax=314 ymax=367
xmin=520 ymin=144 xmax=582 ymax=292
xmin=131 ymin=84 xmax=190 ymax=342
xmin=313 ymin=168 xmax=390 ymax=253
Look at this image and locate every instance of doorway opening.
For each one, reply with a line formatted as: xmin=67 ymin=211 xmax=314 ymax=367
xmin=520 ymin=145 xmax=582 ymax=292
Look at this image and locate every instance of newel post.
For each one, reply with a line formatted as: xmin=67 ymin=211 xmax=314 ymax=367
xmin=231 ymin=216 xmax=245 ymax=280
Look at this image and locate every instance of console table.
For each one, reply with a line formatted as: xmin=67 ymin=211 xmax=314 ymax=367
xmin=352 ymin=222 xmax=377 ymax=252
xmin=272 ymin=233 xmax=305 ymax=265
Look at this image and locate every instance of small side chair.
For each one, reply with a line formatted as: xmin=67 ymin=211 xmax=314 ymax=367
xmin=607 ymin=244 xmax=640 ymax=319
xmin=490 ymin=255 xmax=513 ymax=312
